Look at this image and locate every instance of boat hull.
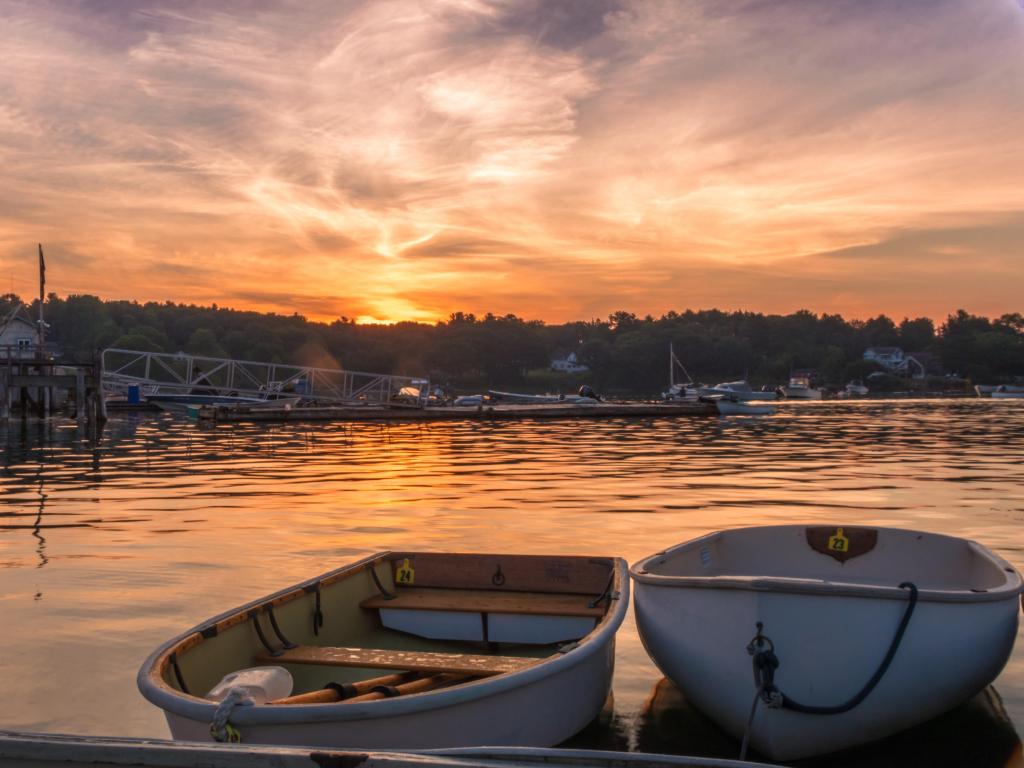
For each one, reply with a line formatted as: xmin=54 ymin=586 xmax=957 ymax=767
xmin=716 ymin=401 xmax=775 ymax=416
xmin=632 ymin=529 xmax=1022 ymax=760
xmin=992 ymin=391 xmax=1024 ymax=399
xmin=162 ymin=638 xmax=614 ymax=748
xmin=780 ymin=387 xmax=822 ymax=400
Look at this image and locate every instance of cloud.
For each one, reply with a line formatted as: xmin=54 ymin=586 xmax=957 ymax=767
xmin=0 ymin=0 xmax=1022 ymax=321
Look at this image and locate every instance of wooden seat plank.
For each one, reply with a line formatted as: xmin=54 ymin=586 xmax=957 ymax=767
xmin=361 ymin=588 xmax=604 ymax=618
xmin=257 ymin=645 xmax=540 ymax=677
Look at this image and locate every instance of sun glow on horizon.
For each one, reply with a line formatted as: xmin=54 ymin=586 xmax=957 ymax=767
xmin=1 ymin=0 xmax=1022 ymax=323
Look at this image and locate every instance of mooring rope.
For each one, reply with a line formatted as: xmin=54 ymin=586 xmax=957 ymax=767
xmin=740 ymin=581 xmax=918 ymax=758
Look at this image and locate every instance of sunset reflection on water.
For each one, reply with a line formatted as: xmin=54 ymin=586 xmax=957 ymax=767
xmin=1 ymin=399 xmax=1023 ymax=765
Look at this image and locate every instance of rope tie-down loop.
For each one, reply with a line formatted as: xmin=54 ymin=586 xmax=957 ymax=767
xmin=739 ymin=581 xmax=918 ymax=760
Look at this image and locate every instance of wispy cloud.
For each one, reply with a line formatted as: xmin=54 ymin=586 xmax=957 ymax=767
xmin=0 ymin=0 xmax=1022 ymax=321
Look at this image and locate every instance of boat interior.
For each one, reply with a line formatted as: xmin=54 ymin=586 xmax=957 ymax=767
xmin=150 ymin=553 xmax=621 ymax=706
xmin=635 ymin=526 xmax=1017 ymax=593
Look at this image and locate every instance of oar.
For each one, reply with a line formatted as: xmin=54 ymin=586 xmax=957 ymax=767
xmin=342 ymin=673 xmax=471 ymax=703
xmin=270 ymin=671 xmax=416 ymax=704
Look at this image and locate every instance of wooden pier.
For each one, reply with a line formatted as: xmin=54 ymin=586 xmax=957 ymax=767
xmin=195 ymin=400 xmax=718 ymax=424
xmin=0 ymin=346 xmax=106 ymax=429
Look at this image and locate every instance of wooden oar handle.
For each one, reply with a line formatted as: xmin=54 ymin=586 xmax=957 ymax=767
xmin=342 ymin=673 xmax=471 ymax=704
xmin=270 ymin=671 xmax=414 ymax=705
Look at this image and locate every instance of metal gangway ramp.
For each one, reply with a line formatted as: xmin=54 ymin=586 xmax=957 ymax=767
xmin=101 ymin=348 xmax=428 ymax=406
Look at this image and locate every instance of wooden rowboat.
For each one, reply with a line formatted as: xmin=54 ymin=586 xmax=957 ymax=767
xmin=138 ymin=552 xmax=628 ymax=749
xmin=631 ymin=526 xmax=1023 ymax=760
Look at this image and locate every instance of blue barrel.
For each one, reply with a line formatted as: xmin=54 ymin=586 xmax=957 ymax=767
xmin=127 ymin=385 xmax=141 ymax=404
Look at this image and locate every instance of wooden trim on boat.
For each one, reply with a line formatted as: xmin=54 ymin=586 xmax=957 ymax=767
xmin=361 ymin=588 xmax=606 ymax=618
xmin=271 ymin=672 xmax=417 ymax=704
xmin=385 ymin=553 xmax=613 ymax=595
xmin=256 ymin=645 xmax=542 ymax=677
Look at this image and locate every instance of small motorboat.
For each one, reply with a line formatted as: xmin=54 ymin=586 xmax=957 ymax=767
xmin=991 ymin=386 xmax=1024 ymax=400
xmin=844 ymin=380 xmax=869 ymax=397
xmin=715 ymin=398 xmax=775 ymax=416
xmin=0 ymin=731 xmax=778 ymax=768
xmin=630 ymin=526 xmax=1023 ymax=760
xmin=701 ymin=382 xmax=777 ymax=402
xmin=779 ymin=376 xmax=823 ymax=400
xmin=486 ymin=391 xmax=563 ymax=404
xmin=139 ymin=552 xmax=628 ymax=749
xmin=148 ymin=394 xmax=301 ymax=413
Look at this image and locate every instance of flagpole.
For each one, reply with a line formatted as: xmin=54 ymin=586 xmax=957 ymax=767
xmin=37 ymin=243 xmax=45 ymax=348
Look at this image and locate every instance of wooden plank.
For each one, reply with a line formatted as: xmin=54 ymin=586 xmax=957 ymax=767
xmin=386 ymin=553 xmax=613 ymax=596
xmin=257 ymin=645 xmax=540 ymax=677
xmin=342 ymin=673 xmax=469 ymax=703
xmin=362 ymin=587 xmax=604 ymax=618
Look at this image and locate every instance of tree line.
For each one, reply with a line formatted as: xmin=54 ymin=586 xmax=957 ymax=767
xmin=3 ymin=293 xmax=1022 ymax=394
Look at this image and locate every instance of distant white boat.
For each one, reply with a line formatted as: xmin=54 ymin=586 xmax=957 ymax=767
xmin=453 ymin=395 xmax=485 ymax=406
xmin=702 ymin=381 xmax=777 ymax=401
xmin=991 ymin=386 xmax=1024 ymax=400
xmin=487 ymin=391 xmax=562 ymax=404
xmin=976 ymin=384 xmax=1024 ymax=398
xmin=631 ymin=525 xmax=1023 ymax=760
xmin=662 ymin=344 xmax=701 ymax=402
xmin=715 ymin=399 xmax=775 ymax=416
xmin=780 ymin=376 xmax=823 ymax=400
xmin=844 ymin=380 xmax=869 ymax=397
xmin=148 ymin=394 xmax=301 ymax=413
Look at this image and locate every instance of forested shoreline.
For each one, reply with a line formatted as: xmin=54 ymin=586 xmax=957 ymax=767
xmin=4 ymin=294 xmax=1023 ymax=395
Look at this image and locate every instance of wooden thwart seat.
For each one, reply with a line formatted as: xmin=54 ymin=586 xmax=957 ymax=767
xmin=361 ymin=587 xmax=605 ymax=618
xmin=257 ymin=645 xmax=541 ymax=677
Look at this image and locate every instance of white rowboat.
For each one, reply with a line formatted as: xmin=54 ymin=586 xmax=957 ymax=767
xmin=630 ymin=526 xmax=1023 ymax=760
xmin=139 ymin=552 xmax=628 ymax=749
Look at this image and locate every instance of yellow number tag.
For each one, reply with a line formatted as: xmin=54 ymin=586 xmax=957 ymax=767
xmin=396 ymin=558 xmax=415 ymax=585
xmin=827 ymin=527 xmax=849 ymax=553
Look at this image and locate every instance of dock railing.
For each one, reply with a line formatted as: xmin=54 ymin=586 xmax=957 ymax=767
xmin=100 ymin=348 xmax=430 ymax=407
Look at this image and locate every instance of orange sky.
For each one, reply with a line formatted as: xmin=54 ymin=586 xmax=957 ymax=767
xmin=1 ymin=0 xmax=1023 ymax=324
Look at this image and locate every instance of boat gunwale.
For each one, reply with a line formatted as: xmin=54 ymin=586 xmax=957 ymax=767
xmin=629 ymin=527 xmax=1024 ymax=604
xmin=0 ymin=731 xmax=778 ymax=768
xmin=137 ymin=552 xmax=630 ymax=725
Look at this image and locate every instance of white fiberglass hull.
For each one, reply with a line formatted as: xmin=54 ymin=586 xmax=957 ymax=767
xmin=161 ymin=642 xmax=614 ymax=748
xmin=139 ymin=553 xmax=629 ymax=750
xmin=631 ymin=526 xmax=1022 ymax=761
xmin=716 ymin=401 xmax=775 ymax=416
xmin=780 ymin=387 xmax=822 ymax=400
xmin=992 ymin=391 xmax=1024 ymax=399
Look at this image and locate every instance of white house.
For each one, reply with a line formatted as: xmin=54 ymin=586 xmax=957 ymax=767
xmin=863 ymin=347 xmax=905 ymax=368
xmin=550 ymin=351 xmax=589 ymax=374
xmin=863 ymin=346 xmax=931 ymax=379
xmin=0 ymin=305 xmax=39 ymax=359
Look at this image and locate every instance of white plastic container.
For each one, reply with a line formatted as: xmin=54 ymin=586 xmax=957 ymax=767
xmin=206 ymin=667 xmax=293 ymax=704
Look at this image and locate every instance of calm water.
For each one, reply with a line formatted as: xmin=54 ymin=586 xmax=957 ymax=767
xmin=2 ymin=399 xmax=1023 ymax=765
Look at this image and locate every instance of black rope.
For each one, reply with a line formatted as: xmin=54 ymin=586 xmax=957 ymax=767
xmin=251 ymin=611 xmax=282 ymax=657
xmin=312 ymin=582 xmax=324 ymax=636
xmin=266 ymin=605 xmax=298 ymax=650
xmin=370 ymin=566 xmax=396 ymax=600
xmin=323 ymin=681 xmax=359 ymax=700
xmin=588 ymin=567 xmax=616 ymax=609
xmin=748 ymin=581 xmax=918 ymax=716
xmin=169 ymin=652 xmax=190 ymax=695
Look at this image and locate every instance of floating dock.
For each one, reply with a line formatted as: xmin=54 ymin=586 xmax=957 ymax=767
xmin=195 ymin=401 xmax=717 ymax=423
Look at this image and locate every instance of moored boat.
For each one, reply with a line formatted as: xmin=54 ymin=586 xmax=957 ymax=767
xmin=779 ymin=376 xmax=823 ymax=400
xmin=630 ymin=525 xmax=1023 ymax=760
xmin=715 ymin=399 xmax=775 ymax=416
xmin=844 ymin=380 xmax=869 ymax=397
xmin=991 ymin=386 xmax=1024 ymax=400
xmin=148 ymin=393 xmax=301 ymax=412
xmin=701 ymin=382 xmax=777 ymax=402
xmin=139 ymin=552 xmax=628 ymax=749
